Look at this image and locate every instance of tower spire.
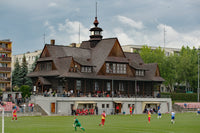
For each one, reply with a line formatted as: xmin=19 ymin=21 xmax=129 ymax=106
xmin=96 ymin=2 xmax=97 ymax=18
xmin=89 ymin=1 xmax=103 ymax=48
xmin=93 ymin=2 xmax=99 ymax=27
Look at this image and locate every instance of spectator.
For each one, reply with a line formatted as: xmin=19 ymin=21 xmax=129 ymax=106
xmin=116 ymin=105 xmax=119 ymax=114
xmin=52 ymin=90 xmax=56 ymax=97
xmin=31 ymin=103 xmax=34 ymax=112
xmin=28 ymin=102 xmax=31 ymax=112
xmin=44 ymin=90 xmax=47 ymax=97
xmin=95 ymin=105 xmax=98 ymax=115
xmin=184 ymin=103 xmax=187 ymax=108
xmin=70 ymin=89 xmax=74 ymax=96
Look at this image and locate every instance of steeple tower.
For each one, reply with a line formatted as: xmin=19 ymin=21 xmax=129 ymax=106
xmin=89 ymin=2 xmax=103 ymax=48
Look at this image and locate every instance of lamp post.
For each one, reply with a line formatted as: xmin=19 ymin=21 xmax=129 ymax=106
xmin=198 ymin=52 xmax=200 ymax=102
xmin=0 ymin=107 xmax=4 ymax=133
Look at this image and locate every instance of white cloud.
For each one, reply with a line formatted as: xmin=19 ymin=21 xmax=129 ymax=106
xmin=48 ymin=2 xmax=57 ymax=7
xmin=156 ymin=24 xmax=200 ymax=48
xmin=44 ymin=17 xmax=200 ymax=50
xmin=112 ymin=28 xmax=135 ymax=45
xmin=117 ymin=15 xmax=144 ymax=30
xmin=44 ymin=19 xmax=89 ymax=45
xmin=108 ymin=17 xmax=200 ymax=49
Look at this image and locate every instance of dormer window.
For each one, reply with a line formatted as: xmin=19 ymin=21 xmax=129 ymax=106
xmin=136 ymin=70 xmax=145 ymax=76
xmin=106 ymin=63 xmax=126 ymax=74
xmin=38 ymin=62 xmax=52 ymax=71
xmin=81 ymin=66 xmax=93 ymax=73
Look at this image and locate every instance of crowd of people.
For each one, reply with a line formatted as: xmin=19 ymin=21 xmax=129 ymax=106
xmin=71 ymin=105 xmax=98 ymax=116
xmin=42 ymin=89 xmax=126 ymax=98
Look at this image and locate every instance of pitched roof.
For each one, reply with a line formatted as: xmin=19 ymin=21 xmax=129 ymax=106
xmin=91 ymin=38 xmax=117 ymax=72
xmin=29 ymin=38 xmax=164 ymax=82
xmin=144 ymin=63 xmax=165 ymax=82
xmin=28 ymin=70 xmax=59 ymax=77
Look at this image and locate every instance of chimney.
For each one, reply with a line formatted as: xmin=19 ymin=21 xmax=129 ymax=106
xmin=50 ymin=39 xmax=55 ymax=45
xmin=70 ymin=43 xmax=76 ymax=47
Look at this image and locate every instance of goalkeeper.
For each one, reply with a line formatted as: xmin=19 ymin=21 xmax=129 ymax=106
xmin=73 ymin=117 xmax=85 ymax=131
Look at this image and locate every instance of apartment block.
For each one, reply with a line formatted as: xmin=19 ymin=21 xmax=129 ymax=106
xmin=0 ymin=39 xmax=12 ymax=91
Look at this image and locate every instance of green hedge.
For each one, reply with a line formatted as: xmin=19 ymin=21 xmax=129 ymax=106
xmin=161 ymin=93 xmax=199 ymax=102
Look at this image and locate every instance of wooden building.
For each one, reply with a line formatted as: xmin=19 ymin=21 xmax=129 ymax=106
xmin=28 ymin=16 xmax=164 ymax=98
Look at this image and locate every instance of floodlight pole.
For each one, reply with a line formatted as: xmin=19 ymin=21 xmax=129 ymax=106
xmin=1 ymin=107 xmax=4 ymax=133
xmin=198 ymin=52 xmax=200 ymax=102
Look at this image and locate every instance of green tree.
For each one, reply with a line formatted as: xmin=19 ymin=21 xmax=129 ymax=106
xmin=140 ymin=46 xmax=176 ymax=92
xmin=12 ymin=58 xmax=21 ymax=89
xmin=176 ymin=46 xmax=198 ymax=92
xmin=162 ymin=54 xmax=177 ymax=92
xmin=139 ymin=45 xmax=154 ymax=63
xmin=18 ymin=54 xmax=32 ymax=87
xmin=20 ymin=85 xmax=31 ymax=98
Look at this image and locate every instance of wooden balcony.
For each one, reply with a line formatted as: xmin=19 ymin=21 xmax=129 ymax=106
xmin=0 ymin=47 xmax=12 ymax=53
xmin=0 ymin=77 xmax=11 ymax=82
xmin=0 ymin=67 xmax=11 ymax=72
xmin=0 ymin=57 xmax=11 ymax=62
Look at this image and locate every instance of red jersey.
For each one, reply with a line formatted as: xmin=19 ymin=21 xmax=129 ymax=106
xmin=101 ymin=113 xmax=106 ymax=120
xmin=13 ymin=109 xmax=17 ymax=116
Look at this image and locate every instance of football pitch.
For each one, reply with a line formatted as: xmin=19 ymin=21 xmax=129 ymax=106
xmin=1 ymin=112 xmax=200 ymax=133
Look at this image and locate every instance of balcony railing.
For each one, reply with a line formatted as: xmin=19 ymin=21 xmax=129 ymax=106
xmin=0 ymin=57 xmax=11 ymax=62
xmin=0 ymin=77 xmax=11 ymax=82
xmin=0 ymin=67 xmax=11 ymax=72
xmin=0 ymin=47 xmax=11 ymax=52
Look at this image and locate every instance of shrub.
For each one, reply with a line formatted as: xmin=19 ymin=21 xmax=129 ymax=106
xmin=161 ymin=93 xmax=199 ymax=102
xmin=20 ymin=85 xmax=31 ymax=98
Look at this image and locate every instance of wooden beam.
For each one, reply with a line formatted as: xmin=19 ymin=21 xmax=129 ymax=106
xmin=84 ymin=79 xmax=86 ymax=96
xmin=128 ymin=81 xmax=129 ymax=97
xmin=143 ymin=82 xmax=144 ymax=97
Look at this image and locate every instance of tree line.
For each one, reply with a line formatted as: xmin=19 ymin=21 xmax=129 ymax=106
xmin=139 ymin=45 xmax=199 ymax=93
xmin=12 ymin=54 xmax=38 ymax=97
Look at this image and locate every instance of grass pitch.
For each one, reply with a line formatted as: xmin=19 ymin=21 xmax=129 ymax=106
xmin=1 ymin=112 xmax=200 ymax=133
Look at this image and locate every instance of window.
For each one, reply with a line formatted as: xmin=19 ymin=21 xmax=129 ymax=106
xmin=95 ymin=81 xmax=99 ymax=91
xmin=136 ymin=70 xmax=144 ymax=76
xmin=0 ymin=83 xmax=6 ymax=89
xmin=119 ymin=82 xmax=124 ymax=91
xmin=113 ymin=64 xmax=116 ymax=73
xmin=81 ymin=66 xmax=92 ymax=73
xmin=0 ymin=73 xmax=7 ymax=80
xmin=120 ymin=64 xmax=123 ymax=73
xmin=106 ymin=104 xmax=109 ymax=108
xmin=94 ymin=31 xmax=100 ymax=35
xmin=39 ymin=62 xmax=52 ymax=71
xmin=91 ymin=31 xmax=94 ymax=35
xmin=117 ymin=64 xmax=120 ymax=73
xmin=107 ymin=82 xmax=111 ymax=91
xmin=0 ymin=63 xmax=7 ymax=67
xmin=88 ymin=67 xmax=91 ymax=72
xmin=76 ymin=80 xmax=81 ymax=90
xmin=141 ymin=70 xmax=144 ymax=76
xmin=123 ymin=64 xmax=126 ymax=74
xmin=106 ymin=63 xmax=127 ymax=74
xmin=102 ymin=104 xmax=105 ymax=108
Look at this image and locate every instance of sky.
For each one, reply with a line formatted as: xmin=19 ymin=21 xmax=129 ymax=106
xmin=0 ymin=0 xmax=200 ymax=55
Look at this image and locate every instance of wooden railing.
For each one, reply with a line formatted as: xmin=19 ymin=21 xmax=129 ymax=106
xmin=0 ymin=47 xmax=11 ymax=52
xmin=0 ymin=67 xmax=11 ymax=72
xmin=0 ymin=77 xmax=11 ymax=82
xmin=0 ymin=57 xmax=11 ymax=62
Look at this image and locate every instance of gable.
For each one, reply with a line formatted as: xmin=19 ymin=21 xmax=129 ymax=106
xmin=108 ymin=39 xmax=125 ymax=57
xmin=69 ymin=58 xmax=81 ymax=72
xmin=155 ymin=65 xmax=160 ymax=76
xmin=40 ymin=45 xmax=50 ymax=58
